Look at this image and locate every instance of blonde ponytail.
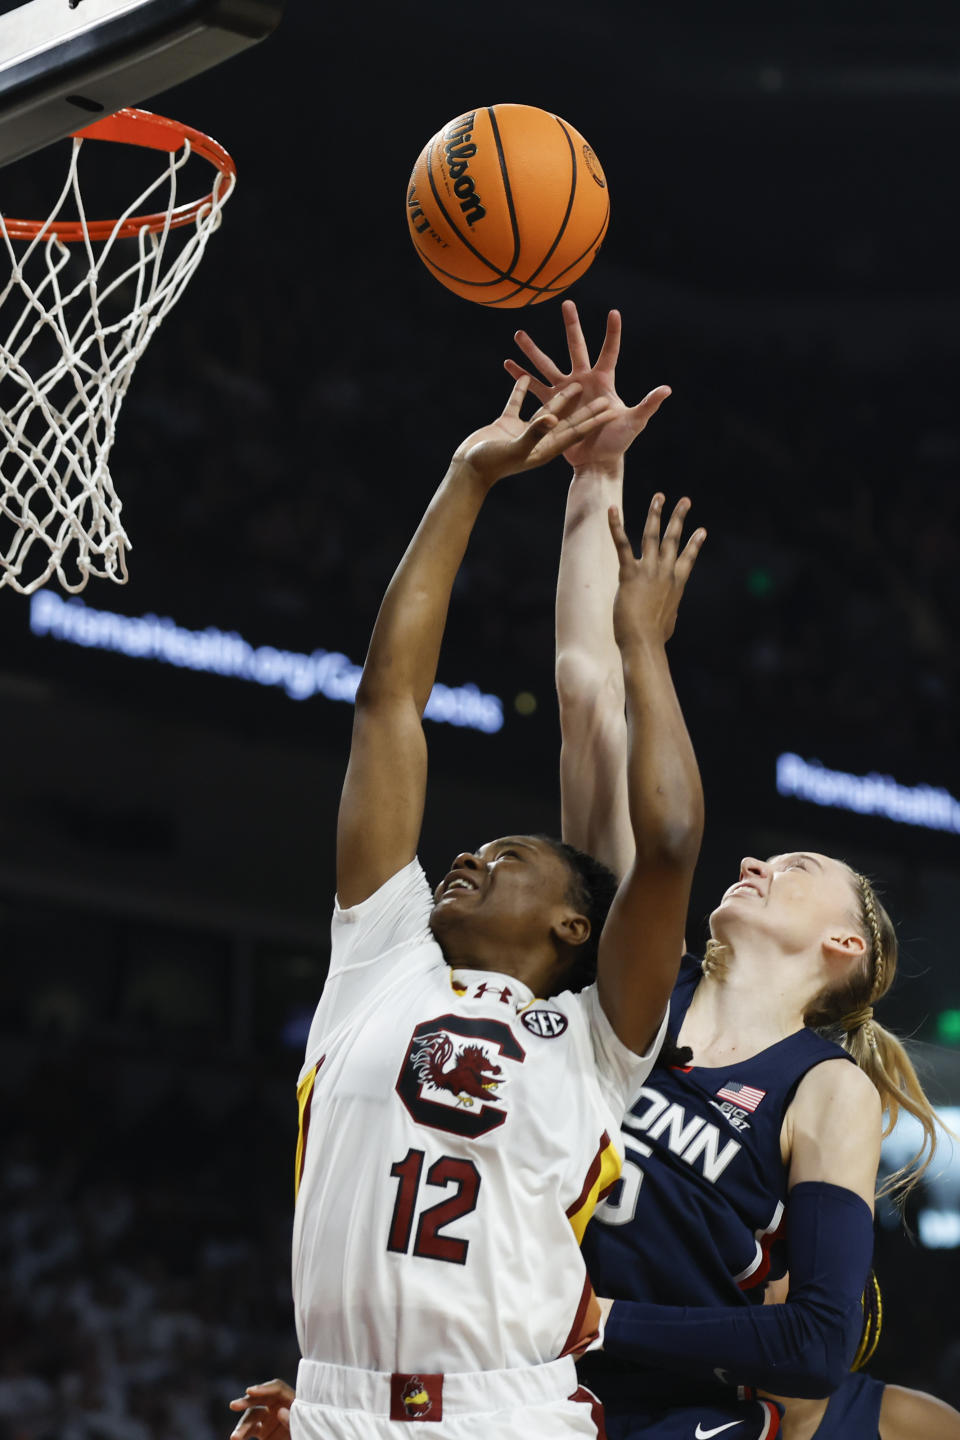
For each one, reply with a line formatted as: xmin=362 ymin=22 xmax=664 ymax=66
xmin=844 ymin=1016 xmax=939 ymax=1200
xmin=805 ymin=871 xmax=943 ymax=1202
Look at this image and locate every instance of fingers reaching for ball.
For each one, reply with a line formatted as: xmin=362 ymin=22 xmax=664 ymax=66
xmin=503 ymin=301 xmax=671 ymax=469
xmin=502 ymin=358 xmax=554 ymax=407
xmin=609 ymin=495 xmax=706 ymax=648
xmin=453 ymin=379 xmax=619 ymax=485
xmin=590 ymin=303 xmax=622 ymax=374
xmin=497 ymin=379 xmax=621 ymax=475
xmin=518 ymin=386 xmax=620 ymax=468
xmin=508 ymin=332 xmax=566 ymax=391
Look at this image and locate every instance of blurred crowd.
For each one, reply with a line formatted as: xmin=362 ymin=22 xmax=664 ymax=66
xmin=0 ymin=1052 xmax=299 ymax=1440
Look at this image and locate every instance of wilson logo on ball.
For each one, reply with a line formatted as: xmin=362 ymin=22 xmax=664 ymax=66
xmin=443 ymin=114 xmax=486 ymax=227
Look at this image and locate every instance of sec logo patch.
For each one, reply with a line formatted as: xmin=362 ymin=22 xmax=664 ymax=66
xmin=521 ymin=1009 xmax=568 ymax=1038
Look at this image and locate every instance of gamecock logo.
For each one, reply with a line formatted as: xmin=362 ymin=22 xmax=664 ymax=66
xmin=396 ymin=1014 xmax=525 ymax=1138
xmin=413 ymin=1033 xmax=503 ymax=1107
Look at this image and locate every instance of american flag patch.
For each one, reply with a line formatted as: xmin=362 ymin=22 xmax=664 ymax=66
xmin=717 ymin=1080 xmax=766 ymax=1112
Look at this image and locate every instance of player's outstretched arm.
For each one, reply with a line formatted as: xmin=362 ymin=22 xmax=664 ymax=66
xmin=506 ymin=301 xmax=670 ymax=879
xmin=595 ymin=495 xmax=705 ymax=1053
xmin=336 ymin=377 xmax=618 ymax=908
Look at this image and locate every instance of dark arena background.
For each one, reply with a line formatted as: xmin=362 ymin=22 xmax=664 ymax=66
xmin=2 ymin=2 xmax=960 ymax=1436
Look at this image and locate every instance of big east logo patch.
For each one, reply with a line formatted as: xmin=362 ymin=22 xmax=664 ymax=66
xmin=396 ymin=1014 xmax=525 ymax=1137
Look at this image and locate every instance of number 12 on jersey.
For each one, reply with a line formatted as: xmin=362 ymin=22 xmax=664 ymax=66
xmin=387 ymin=1149 xmax=481 ymax=1265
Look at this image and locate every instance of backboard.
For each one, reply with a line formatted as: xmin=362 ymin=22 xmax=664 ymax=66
xmin=0 ymin=0 xmax=284 ymax=167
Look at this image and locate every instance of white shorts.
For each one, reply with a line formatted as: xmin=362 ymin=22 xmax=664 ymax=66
xmin=292 ymin=1356 xmax=605 ymax=1439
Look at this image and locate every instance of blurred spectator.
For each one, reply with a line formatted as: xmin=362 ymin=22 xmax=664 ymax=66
xmin=0 ymin=1054 xmax=299 ymax=1440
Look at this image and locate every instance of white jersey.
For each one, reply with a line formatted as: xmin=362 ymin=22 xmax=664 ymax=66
xmin=291 ymin=858 xmax=666 ymax=1376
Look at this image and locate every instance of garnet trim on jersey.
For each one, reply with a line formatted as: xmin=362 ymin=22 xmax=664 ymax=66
xmin=560 ymin=1273 xmax=602 ymax=1358
xmin=566 ymin=1132 xmax=621 ymax=1243
xmin=567 ymin=1385 xmax=608 ymax=1438
xmin=395 ymin=1014 xmax=526 ymax=1138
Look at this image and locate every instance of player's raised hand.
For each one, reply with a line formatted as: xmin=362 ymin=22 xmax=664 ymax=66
xmin=452 ymin=375 xmax=618 ymax=485
xmin=229 ymin=1379 xmax=294 ymax=1439
xmin=504 ymin=299 xmax=671 ymax=468
xmin=609 ymin=494 xmax=705 ymax=649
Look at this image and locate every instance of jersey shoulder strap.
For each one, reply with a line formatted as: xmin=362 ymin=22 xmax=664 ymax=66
xmin=668 ymin=952 xmax=703 ymax=1032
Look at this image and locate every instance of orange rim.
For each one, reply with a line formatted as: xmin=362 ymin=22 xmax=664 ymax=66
xmin=1 ymin=108 xmax=236 ymax=242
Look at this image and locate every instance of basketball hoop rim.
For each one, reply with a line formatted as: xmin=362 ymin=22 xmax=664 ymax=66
xmin=1 ymin=108 xmax=236 ymax=243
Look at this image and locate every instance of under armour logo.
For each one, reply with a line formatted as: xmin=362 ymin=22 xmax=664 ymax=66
xmin=473 ymin=982 xmax=513 ymax=1004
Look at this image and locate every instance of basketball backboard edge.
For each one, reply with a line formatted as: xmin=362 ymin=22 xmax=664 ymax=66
xmin=0 ymin=0 xmax=285 ymax=167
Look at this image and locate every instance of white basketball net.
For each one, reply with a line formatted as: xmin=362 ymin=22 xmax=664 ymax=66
xmin=0 ymin=130 xmax=234 ymax=594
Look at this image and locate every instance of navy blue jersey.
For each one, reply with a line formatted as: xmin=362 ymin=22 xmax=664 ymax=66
xmin=812 ymin=1373 xmax=883 ymax=1438
xmin=581 ymin=954 xmax=852 ymax=1410
xmin=601 ymin=1395 xmax=782 ymax=1440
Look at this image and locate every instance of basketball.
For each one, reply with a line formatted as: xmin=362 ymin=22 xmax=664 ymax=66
xmin=405 ymin=104 xmax=610 ymax=308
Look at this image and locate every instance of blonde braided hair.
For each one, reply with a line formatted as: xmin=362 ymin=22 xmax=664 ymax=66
xmin=839 ymin=874 xmax=885 ymax=1048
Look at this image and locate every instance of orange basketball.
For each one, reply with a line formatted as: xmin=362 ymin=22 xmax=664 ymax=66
xmin=405 ymin=104 xmax=610 ymax=308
